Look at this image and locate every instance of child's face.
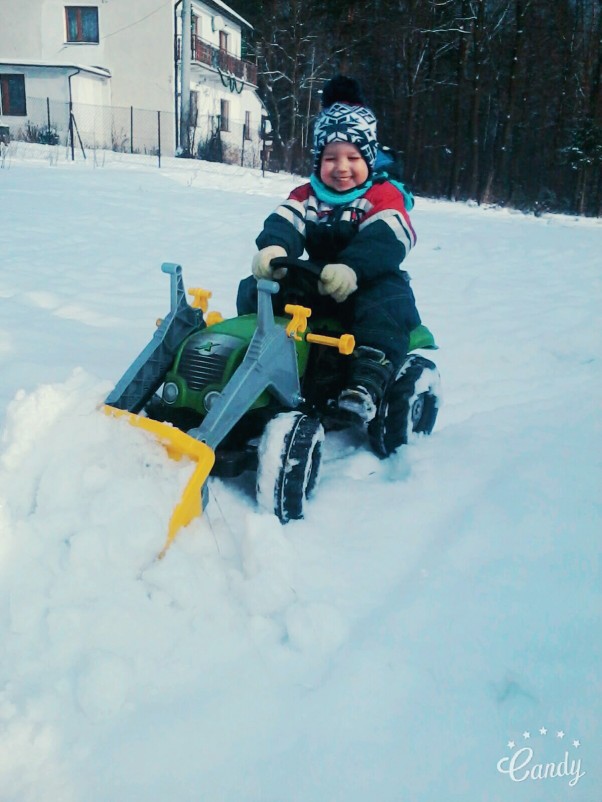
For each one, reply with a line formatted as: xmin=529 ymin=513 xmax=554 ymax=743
xmin=319 ymin=141 xmax=369 ymax=192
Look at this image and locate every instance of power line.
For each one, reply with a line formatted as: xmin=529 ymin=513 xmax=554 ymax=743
xmin=102 ymin=0 xmax=174 ymax=41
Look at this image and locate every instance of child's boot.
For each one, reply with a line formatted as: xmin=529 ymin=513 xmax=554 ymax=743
xmin=338 ymin=346 xmax=394 ymax=423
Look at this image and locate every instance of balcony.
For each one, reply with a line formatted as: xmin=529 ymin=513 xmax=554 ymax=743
xmin=176 ymin=35 xmax=257 ymax=86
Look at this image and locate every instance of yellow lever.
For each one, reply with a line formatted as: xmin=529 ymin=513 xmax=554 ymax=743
xmin=284 ymin=303 xmax=312 ymax=340
xmin=188 ymin=287 xmax=212 ymax=312
xmin=188 ymin=288 xmax=224 ymax=326
xmin=306 ymin=332 xmax=355 ymax=355
xmin=206 ymin=311 xmax=224 ymax=326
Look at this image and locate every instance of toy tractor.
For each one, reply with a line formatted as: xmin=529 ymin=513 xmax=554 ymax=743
xmin=104 ymin=260 xmax=440 ymax=555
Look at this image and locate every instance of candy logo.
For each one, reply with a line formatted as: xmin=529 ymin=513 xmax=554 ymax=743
xmin=497 ymin=728 xmax=585 ymax=787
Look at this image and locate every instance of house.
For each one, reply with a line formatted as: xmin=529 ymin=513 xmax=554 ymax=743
xmin=0 ymin=0 xmax=265 ymax=165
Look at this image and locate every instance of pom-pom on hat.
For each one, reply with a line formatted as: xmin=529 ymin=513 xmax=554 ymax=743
xmin=313 ymin=76 xmax=378 ymax=175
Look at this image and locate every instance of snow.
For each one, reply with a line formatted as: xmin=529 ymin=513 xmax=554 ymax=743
xmin=1 ymin=142 xmax=601 ymax=801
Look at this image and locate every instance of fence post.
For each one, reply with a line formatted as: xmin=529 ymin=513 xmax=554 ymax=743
xmin=69 ymin=100 xmax=75 ymax=161
xmin=157 ymin=111 xmax=161 ymax=168
xmin=130 ymin=106 xmax=134 ymax=154
xmin=46 ymin=97 xmax=51 ymax=134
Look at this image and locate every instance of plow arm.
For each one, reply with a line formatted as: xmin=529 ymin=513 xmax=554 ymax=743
xmin=187 ymin=279 xmax=302 ymax=451
xmin=105 ymin=263 xmax=205 ymax=413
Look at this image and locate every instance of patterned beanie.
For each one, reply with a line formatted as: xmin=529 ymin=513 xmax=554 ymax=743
xmin=313 ymin=76 xmax=378 ymax=174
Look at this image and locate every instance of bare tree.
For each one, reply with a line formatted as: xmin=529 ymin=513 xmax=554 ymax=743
xmin=230 ymin=0 xmax=601 ymax=215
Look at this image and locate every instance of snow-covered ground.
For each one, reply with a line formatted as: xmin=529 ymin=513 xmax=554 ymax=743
xmin=1 ymin=143 xmax=601 ymax=802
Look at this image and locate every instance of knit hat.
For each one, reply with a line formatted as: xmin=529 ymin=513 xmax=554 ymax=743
xmin=313 ymin=76 xmax=378 ymax=175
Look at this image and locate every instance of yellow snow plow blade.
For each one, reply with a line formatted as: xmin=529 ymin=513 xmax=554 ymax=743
xmin=103 ymin=405 xmax=215 ymax=557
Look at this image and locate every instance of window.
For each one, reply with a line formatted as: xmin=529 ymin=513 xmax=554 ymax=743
xmin=244 ymin=111 xmax=251 ymax=140
xmin=220 ymin=99 xmax=230 ymax=132
xmin=219 ymin=30 xmax=229 ymax=52
xmin=65 ymin=6 xmax=99 ymax=43
xmin=0 ymin=74 xmax=26 ymax=116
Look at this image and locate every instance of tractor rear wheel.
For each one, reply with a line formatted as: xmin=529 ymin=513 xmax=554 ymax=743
xmin=369 ymin=355 xmax=441 ymax=458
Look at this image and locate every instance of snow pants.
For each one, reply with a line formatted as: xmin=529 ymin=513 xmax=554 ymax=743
xmin=236 ymin=270 xmax=421 ymax=366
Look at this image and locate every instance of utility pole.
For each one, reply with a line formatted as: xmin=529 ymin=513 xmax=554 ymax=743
xmin=179 ymin=0 xmax=192 ymax=156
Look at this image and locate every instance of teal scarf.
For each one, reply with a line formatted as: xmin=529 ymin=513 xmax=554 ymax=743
xmin=309 ymin=174 xmax=373 ymax=206
xmin=309 ymin=173 xmax=414 ymax=211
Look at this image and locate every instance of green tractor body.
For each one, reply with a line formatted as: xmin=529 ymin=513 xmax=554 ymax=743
xmin=105 ymin=262 xmax=440 ymax=550
xmin=158 ymin=314 xmax=435 ymax=428
xmin=161 ymin=314 xmax=312 ymax=419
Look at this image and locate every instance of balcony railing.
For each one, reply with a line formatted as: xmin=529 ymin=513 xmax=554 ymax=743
xmin=176 ymin=35 xmax=257 ymax=86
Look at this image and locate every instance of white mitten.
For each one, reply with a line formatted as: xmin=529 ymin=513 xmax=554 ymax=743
xmin=319 ymin=263 xmax=358 ymax=303
xmin=251 ymin=245 xmax=288 ymax=279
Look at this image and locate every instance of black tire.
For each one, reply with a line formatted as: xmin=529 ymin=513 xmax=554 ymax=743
xmin=256 ymin=411 xmax=324 ymax=523
xmin=368 ymin=355 xmax=441 ymax=458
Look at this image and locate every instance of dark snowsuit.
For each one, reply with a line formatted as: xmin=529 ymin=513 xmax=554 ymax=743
xmin=237 ymin=178 xmax=420 ymax=366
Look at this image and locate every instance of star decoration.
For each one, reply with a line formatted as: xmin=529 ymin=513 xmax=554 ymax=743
xmin=557 ymin=731 xmax=565 ymax=739
xmin=523 ymin=731 xmax=531 ymax=739
xmin=573 ymin=740 xmax=581 ymax=748
xmin=539 ymin=727 xmax=547 ymax=735
xmin=508 ymin=740 xmax=516 ymax=749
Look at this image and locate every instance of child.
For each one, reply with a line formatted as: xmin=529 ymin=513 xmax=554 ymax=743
xmin=237 ymin=76 xmax=421 ymax=423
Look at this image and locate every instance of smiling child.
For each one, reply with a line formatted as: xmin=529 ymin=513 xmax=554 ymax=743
xmin=237 ymin=76 xmax=421 ymax=423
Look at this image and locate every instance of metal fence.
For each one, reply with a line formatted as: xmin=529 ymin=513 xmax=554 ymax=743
xmin=3 ymin=96 xmax=267 ymax=169
xmin=5 ymin=96 xmax=168 ymax=163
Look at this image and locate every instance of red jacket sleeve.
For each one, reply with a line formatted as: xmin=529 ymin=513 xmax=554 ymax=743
xmin=338 ymin=181 xmax=417 ymax=282
xmin=255 ymin=183 xmax=312 ymax=257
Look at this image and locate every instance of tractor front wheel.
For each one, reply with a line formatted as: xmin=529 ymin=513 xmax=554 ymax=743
xmin=256 ymin=411 xmax=324 ymax=523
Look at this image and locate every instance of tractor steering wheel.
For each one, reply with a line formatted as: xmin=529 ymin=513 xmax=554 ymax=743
xmin=268 ymin=256 xmax=324 ymax=307
xmin=270 ymin=256 xmax=323 ymax=279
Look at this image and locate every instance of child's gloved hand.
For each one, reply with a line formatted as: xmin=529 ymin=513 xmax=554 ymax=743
xmin=319 ymin=263 xmax=358 ymax=303
xmin=251 ymin=245 xmax=288 ymax=279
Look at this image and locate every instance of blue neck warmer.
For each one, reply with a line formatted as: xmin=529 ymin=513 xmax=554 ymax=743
xmin=310 ymin=174 xmax=373 ymax=206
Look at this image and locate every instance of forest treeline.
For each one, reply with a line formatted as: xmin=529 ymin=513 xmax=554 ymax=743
xmin=232 ymin=0 xmax=601 ymax=216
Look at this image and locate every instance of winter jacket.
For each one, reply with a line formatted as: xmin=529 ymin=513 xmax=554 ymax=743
xmin=256 ymin=180 xmax=416 ymax=284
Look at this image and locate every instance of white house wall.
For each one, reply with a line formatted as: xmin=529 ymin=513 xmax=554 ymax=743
xmin=1 ymin=0 xmax=175 ymax=113
xmin=189 ymin=1 xmax=244 ymax=60
xmin=191 ymin=80 xmax=264 ymax=166
xmin=195 ymin=84 xmax=263 ymax=126
xmin=1 ymin=0 xmax=265 ymax=161
xmin=1 ymin=0 xmax=46 ymax=55
xmin=0 ymin=63 xmax=111 ymax=145
xmin=2 ymin=65 xmax=72 ymax=107
xmin=186 ymin=1 xmax=264 ymax=166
